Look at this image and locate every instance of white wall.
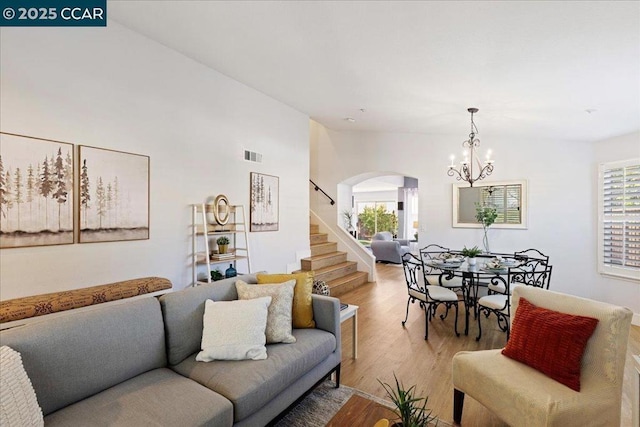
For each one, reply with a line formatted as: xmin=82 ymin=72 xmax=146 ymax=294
xmin=310 ymin=120 xmax=639 ymax=316
xmin=353 ymin=190 xmax=397 ymax=204
xmin=0 ymin=22 xmax=310 ymax=300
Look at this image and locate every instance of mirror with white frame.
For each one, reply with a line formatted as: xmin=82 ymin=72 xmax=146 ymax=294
xmin=452 ymin=180 xmax=528 ymax=229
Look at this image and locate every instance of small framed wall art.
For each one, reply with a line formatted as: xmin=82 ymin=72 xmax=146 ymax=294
xmin=0 ymin=132 xmax=75 ymax=248
xmin=250 ymin=172 xmax=279 ymax=232
xmin=78 ymin=146 xmax=150 ymax=243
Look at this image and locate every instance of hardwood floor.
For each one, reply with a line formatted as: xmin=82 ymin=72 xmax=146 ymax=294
xmin=337 ymin=263 xmax=640 ymax=426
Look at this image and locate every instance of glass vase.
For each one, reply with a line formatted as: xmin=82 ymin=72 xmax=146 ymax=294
xmin=482 ymin=226 xmax=490 ymax=254
xmin=225 ymin=264 xmax=237 ymax=278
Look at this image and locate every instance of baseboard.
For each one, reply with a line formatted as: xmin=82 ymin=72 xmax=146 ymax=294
xmin=633 ymin=312 xmax=640 ymax=326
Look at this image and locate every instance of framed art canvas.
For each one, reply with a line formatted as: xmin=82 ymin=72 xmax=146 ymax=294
xmin=0 ymin=132 xmax=74 ymax=248
xmin=78 ymin=146 xmax=149 ymax=243
xmin=250 ymin=172 xmax=279 ymax=232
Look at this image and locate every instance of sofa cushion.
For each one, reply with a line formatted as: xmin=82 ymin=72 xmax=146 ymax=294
xmin=172 ymin=328 xmax=336 ymax=422
xmin=44 ymin=368 xmax=233 ymax=427
xmin=159 ymin=274 xmax=258 ymax=366
xmin=0 ymin=297 xmax=166 ymax=416
xmin=236 ymin=279 xmax=296 ymax=344
xmin=0 ymin=346 xmax=43 ymax=427
xmin=502 ymin=297 xmax=598 ymax=391
xmin=196 ymin=298 xmax=270 ymax=362
xmin=257 ymin=273 xmax=315 ymax=328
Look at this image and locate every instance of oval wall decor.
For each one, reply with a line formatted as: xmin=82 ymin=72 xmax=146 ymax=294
xmin=205 ymin=194 xmax=230 ymax=225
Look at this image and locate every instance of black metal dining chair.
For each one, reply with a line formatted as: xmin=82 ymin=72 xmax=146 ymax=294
xmin=514 ymin=248 xmax=550 ymax=265
xmin=401 ymin=253 xmax=460 ymax=340
xmin=418 ymin=244 xmax=465 ymax=293
xmin=477 ymin=261 xmax=553 ymax=341
xmin=476 ymin=275 xmax=511 ymax=341
xmin=488 ymin=249 xmax=551 ymax=295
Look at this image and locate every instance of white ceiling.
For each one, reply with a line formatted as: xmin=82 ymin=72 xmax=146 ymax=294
xmin=109 ymin=1 xmax=640 ymax=142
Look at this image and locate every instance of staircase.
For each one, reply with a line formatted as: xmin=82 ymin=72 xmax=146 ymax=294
xmin=297 ymin=224 xmax=370 ymax=297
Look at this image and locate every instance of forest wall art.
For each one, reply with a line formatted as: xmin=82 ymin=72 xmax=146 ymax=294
xmin=79 ymin=146 xmax=149 ymax=243
xmin=250 ymin=172 xmax=279 ymax=232
xmin=0 ymin=133 xmax=74 ymax=248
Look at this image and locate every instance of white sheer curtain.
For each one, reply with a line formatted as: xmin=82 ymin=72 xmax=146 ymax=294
xmin=404 ymin=188 xmax=419 ymax=239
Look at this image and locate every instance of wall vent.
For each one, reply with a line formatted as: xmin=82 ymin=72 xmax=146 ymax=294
xmin=244 ymin=150 xmax=262 ymax=163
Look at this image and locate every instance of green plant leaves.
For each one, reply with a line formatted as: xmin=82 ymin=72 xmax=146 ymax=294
xmin=377 ymin=373 xmax=438 ymax=427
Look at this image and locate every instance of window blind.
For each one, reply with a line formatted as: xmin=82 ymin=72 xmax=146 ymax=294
xmin=599 ymin=159 xmax=640 ymax=280
xmin=482 ymin=184 xmax=521 ymax=224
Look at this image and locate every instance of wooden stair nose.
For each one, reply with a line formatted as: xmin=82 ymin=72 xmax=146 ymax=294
xmin=328 ymin=272 xmax=370 ymax=297
xmin=310 ymin=233 xmax=328 ymax=245
xmin=301 ymin=252 xmax=347 ymax=271
xmin=308 ymin=261 xmax=358 ymax=282
xmin=311 ymin=241 xmax=338 ymax=256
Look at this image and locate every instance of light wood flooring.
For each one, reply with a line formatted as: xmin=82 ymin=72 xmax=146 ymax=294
xmin=337 ymin=263 xmax=640 ymax=426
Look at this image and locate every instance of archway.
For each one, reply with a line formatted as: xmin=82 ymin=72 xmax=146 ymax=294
xmin=337 ymin=172 xmax=419 ymax=247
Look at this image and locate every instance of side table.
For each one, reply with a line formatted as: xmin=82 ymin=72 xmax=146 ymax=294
xmin=340 ymin=304 xmax=359 ymax=359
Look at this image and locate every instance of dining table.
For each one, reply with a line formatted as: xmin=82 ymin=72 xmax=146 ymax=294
xmin=424 ymin=254 xmax=521 ymax=336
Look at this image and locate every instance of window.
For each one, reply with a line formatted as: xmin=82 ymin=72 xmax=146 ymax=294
xmin=355 ymin=201 xmax=397 ymax=239
xmin=598 ymin=159 xmax=640 ymax=281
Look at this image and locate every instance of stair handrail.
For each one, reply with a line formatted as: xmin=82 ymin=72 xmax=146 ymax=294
xmin=309 ymin=179 xmax=335 ymax=205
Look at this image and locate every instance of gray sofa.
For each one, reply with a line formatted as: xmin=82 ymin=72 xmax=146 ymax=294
xmin=0 ymin=274 xmax=342 ymax=426
xmin=370 ymin=231 xmax=410 ymax=264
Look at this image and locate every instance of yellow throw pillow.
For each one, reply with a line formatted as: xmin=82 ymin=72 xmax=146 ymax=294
xmin=257 ymin=272 xmax=315 ymax=328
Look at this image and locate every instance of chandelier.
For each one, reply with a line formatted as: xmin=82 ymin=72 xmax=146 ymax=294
xmin=447 ymin=107 xmax=494 ymax=187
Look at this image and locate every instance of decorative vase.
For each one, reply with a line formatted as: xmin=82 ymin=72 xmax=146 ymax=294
xmin=482 ymin=226 xmax=490 ymax=254
xmin=218 ymin=244 xmax=228 ymax=254
xmin=468 ymin=257 xmax=477 ymax=266
xmin=225 ymin=264 xmax=237 ymax=278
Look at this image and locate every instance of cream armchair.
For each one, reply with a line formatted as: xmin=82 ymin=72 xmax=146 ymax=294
xmin=452 ymin=286 xmax=633 ymax=426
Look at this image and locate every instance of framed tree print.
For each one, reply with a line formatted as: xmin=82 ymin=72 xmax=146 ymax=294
xmin=0 ymin=132 xmax=74 ymax=248
xmin=78 ymin=146 xmax=149 ymax=243
xmin=250 ymin=172 xmax=279 ymax=232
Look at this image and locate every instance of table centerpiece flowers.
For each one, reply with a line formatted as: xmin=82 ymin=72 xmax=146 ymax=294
xmin=475 ymin=204 xmax=498 ymax=254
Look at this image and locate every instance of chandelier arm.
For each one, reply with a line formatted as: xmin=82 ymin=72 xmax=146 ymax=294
xmin=472 ymin=163 xmax=494 ymax=183
xmin=447 ymin=168 xmax=463 ymax=180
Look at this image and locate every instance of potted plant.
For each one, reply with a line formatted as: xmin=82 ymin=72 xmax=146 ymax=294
xmin=210 ymin=269 xmax=224 ymax=281
xmin=461 ymin=245 xmax=482 ymax=265
xmin=475 ymin=203 xmax=498 ymax=254
xmin=342 ymin=209 xmax=356 ymax=237
xmin=216 ymin=236 xmax=230 ymax=254
xmin=377 ymin=374 xmax=438 ymax=427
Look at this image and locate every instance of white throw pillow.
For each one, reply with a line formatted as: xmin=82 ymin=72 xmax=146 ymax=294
xmin=236 ymin=279 xmax=297 ymax=344
xmin=0 ymin=346 xmax=44 ymax=427
xmin=196 ymin=297 xmax=271 ymax=362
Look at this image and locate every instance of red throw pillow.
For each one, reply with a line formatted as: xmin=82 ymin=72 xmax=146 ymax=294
xmin=502 ymin=297 xmax=598 ymax=391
